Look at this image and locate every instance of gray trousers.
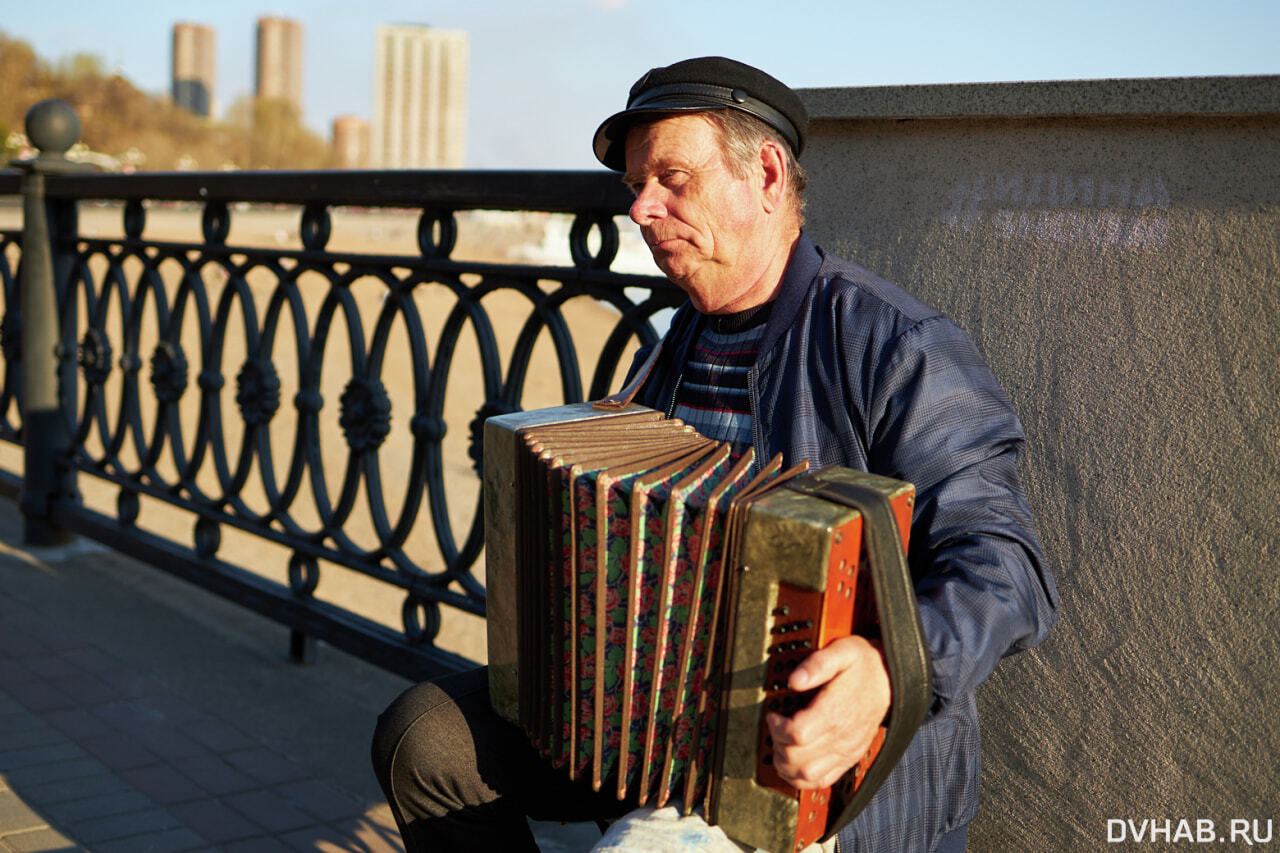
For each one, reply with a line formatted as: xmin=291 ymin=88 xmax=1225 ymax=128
xmin=371 ymin=667 xmax=968 ymax=853
xmin=370 ymin=666 xmax=635 ymax=851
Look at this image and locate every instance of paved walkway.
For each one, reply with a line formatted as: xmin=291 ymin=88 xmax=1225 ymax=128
xmin=0 ymin=500 xmax=601 ymax=852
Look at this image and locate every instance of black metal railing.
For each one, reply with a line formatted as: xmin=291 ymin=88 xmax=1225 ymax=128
xmin=0 ymin=100 xmax=682 ymax=679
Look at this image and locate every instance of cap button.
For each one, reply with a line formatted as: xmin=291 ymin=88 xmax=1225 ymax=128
xmin=730 ymin=88 xmax=749 ymax=104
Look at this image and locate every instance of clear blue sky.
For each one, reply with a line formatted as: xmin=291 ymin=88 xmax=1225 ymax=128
xmin=4 ymin=0 xmax=1277 ymax=169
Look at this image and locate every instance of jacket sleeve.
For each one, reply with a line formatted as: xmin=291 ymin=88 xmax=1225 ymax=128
xmin=866 ymin=315 xmax=1058 ymax=715
xmin=621 ymin=342 xmax=654 ymax=388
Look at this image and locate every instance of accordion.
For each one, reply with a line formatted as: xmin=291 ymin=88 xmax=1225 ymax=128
xmin=483 ymin=404 xmax=931 ymax=853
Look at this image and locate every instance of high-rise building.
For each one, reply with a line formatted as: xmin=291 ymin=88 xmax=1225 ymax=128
xmin=255 ymin=16 xmax=304 ymax=112
xmin=372 ymin=25 xmax=468 ymax=169
xmin=172 ymin=22 xmax=215 ymax=117
xmin=332 ymin=116 xmax=371 ymax=169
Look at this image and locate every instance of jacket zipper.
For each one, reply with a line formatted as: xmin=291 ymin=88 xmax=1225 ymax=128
xmin=664 ymin=374 xmax=682 ymax=419
xmin=748 ymin=368 xmax=763 ymax=462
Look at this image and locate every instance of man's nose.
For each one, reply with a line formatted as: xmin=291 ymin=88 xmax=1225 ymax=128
xmin=629 ymin=184 xmax=665 ymax=226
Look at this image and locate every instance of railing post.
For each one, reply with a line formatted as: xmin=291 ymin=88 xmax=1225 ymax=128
xmin=14 ymin=100 xmax=84 ymax=546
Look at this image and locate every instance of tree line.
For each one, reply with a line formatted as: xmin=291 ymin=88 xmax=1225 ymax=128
xmin=2 ymin=31 xmax=336 ymax=171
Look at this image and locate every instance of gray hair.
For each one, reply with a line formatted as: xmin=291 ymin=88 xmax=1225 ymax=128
xmin=706 ymin=109 xmax=808 ymax=223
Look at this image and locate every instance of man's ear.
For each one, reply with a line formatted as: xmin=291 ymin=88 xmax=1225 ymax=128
xmin=758 ymin=139 xmax=788 ymax=214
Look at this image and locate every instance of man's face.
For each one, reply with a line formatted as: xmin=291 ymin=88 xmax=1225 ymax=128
xmin=622 ymin=114 xmax=770 ymax=314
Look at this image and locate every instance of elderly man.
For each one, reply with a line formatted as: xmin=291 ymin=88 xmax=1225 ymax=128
xmin=372 ymin=57 xmax=1057 ymax=853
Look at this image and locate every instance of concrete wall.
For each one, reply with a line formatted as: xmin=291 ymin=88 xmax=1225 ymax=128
xmin=797 ymin=77 xmax=1279 ymax=850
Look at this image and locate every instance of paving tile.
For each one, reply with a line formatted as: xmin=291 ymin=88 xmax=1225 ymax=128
xmin=118 ymin=764 xmax=207 ymax=805
xmin=5 ymin=757 xmax=108 ymax=788
xmin=21 ymin=623 xmax=87 ymax=654
xmin=280 ymin=823 xmax=374 ymax=852
xmin=0 ymin=788 xmax=48 ymax=833
xmin=166 ymin=799 xmax=261 ymax=845
xmin=76 ymin=733 xmax=160 ymax=771
xmin=19 ymin=771 xmax=132 ymax=807
xmin=275 ymin=778 xmax=366 ymax=821
xmin=52 ymin=673 xmax=122 ymax=707
xmin=131 ymin=694 xmax=207 ymax=726
xmin=223 ymin=789 xmax=314 ymax=833
xmin=0 ymin=630 xmax=47 ymax=658
xmin=0 ymin=659 xmax=38 ymax=686
xmin=220 ymin=836 xmax=293 ymax=852
xmin=3 ymin=680 xmax=79 ymax=713
xmin=19 ymin=655 xmax=87 ymax=682
xmin=186 ymin=718 xmax=258 ymax=753
xmin=322 ymin=814 xmax=405 ymax=853
xmin=89 ymin=669 xmax=163 ymax=702
xmin=91 ymin=700 xmax=168 ymax=735
xmin=59 ymin=646 xmax=116 ymax=671
xmin=0 ymin=825 xmax=84 ymax=853
xmin=364 ymin=803 xmax=400 ymax=833
xmin=41 ymin=707 xmax=116 ymax=741
xmin=0 ymin=692 xmax=27 ymax=717
xmin=175 ymin=755 xmax=258 ymax=797
xmin=43 ymin=790 xmax=155 ymax=824
xmin=0 ymin=707 xmax=46 ymax=733
xmin=0 ymin=742 xmax=86 ymax=772
xmin=66 ymin=806 xmax=182 ymax=844
xmin=90 ymin=827 xmax=208 ymax=853
xmin=136 ymin=727 xmax=209 ymax=762
xmin=61 ymin=649 xmax=159 ymax=700
xmin=0 ymin=722 xmax=64 ymax=754
xmin=222 ymin=748 xmax=309 ymax=787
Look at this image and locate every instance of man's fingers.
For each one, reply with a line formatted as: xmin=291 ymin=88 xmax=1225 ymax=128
xmin=763 ymin=636 xmax=893 ymax=789
xmin=765 ymin=719 xmax=852 ymax=790
xmin=788 ymin=634 xmax=863 ymax=691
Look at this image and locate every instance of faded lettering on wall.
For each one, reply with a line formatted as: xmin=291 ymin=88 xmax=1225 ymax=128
xmin=942 ymin=173 xmax=1171 ymax=250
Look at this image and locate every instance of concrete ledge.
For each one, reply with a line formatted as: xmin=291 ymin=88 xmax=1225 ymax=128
xmin=799 ymin=74 xmax=1280 ymax=121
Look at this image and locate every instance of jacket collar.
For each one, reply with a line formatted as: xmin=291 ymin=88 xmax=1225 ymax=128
xmin=640 ymin=231 xmax=822 ymax=414
xmin=757 ymin=231 xmax=822 ymax=360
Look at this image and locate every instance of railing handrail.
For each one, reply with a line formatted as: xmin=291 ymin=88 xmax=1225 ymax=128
xmin=0 ymin=168 xmax=635 ymax=212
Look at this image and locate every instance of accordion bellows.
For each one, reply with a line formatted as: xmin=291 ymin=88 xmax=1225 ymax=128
xmin=484 ymin=404 xmax=931 ymax=853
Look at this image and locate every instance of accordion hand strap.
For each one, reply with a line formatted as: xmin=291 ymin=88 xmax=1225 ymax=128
xmin=594 ymin=339 xmax=665 ymax=410
xmin=786 ymin=471 xmax=933 ymax=840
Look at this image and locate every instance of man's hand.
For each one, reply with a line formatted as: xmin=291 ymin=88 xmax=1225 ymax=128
xmin=765 ymin=635 xmax=891 ymax=789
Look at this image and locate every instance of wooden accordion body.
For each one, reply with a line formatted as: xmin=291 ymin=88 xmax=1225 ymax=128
xmin=483 ymin=404 xmax=931 ymax=853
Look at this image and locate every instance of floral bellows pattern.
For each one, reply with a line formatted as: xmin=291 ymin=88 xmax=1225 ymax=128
xmin=511 ymin=409 xmax=792 ymax=813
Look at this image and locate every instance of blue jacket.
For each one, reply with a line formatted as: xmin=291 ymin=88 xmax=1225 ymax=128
xmin=627 ymin=233 xmax=1058 ymax=851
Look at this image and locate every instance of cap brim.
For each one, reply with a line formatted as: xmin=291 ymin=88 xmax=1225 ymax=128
xmin=593 ymin=96 xmax=731 ymax=171
xmin=592 ymin=87 xmax=802 ymax=172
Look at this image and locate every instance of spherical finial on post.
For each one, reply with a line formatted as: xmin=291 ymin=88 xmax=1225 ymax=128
xmin=24 ymin=99 xmax=80 ymax=155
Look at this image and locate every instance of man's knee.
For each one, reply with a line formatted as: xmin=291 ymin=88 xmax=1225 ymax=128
xmin=370 ymin=668 xmax=491 ymax=806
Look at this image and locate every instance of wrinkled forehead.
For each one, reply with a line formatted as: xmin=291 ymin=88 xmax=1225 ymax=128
xmin=621 ymin=113 xmax=725 ymax=170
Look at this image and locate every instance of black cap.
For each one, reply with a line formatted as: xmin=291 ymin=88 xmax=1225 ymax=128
xmin=593 ymin=56 xmax=809 ymax=172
